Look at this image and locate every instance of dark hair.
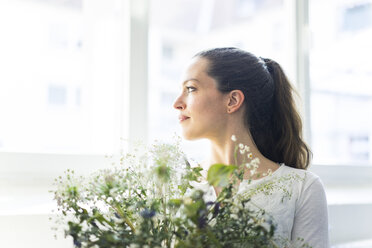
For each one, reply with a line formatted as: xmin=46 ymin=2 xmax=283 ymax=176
xmin=194 ymin=47 xmax=312 ymax=169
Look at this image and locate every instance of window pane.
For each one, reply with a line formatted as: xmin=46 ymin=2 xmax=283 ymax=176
xmin=148 ymin=0 xmax=293 ymax=159
xmin=0 ymin=0 xmax=128 ymax=154
xmin=310 ymin=0 xmax=372 ymax=165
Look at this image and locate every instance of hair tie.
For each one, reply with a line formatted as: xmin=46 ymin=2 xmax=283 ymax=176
xmin=259 ymin=56 xmax=272 ymax=73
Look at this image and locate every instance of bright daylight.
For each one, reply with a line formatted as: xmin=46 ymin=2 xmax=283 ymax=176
xmin=0 ymin=0 xmax=372 ymax=247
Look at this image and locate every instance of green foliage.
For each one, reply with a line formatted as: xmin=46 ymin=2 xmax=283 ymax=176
xmin=207 ymin=164 xmax=237 ymax=187
xmin=52 ymin=140 xmax=279 ymax=248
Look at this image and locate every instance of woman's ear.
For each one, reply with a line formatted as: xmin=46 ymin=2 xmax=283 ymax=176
xmin=227 ymin=90 xmax=245 ymax=113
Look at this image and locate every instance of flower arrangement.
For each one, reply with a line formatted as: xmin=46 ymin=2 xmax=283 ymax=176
xmin=52 ymin=137 xmax=284 ymax=248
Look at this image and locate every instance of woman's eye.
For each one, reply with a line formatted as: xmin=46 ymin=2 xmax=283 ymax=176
xmin=186 ymin=86 xmax=196 ymax=93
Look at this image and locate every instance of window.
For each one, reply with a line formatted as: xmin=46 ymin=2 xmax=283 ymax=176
xmin=309 ymin=0 xmax=372 ymax=165
xmin=48 ymin=85 xmax=67 ymax=105
xmin=342 ymin=3 xmax=372 ymax=31
xmin=0 ymin=0 xmax=129 ymax=154
xmin=1 ymin=1 xmax=371 ymax=246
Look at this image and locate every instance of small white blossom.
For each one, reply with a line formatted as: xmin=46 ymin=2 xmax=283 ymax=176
xmin=244 ymin=145 xmax=250 ymax=152
xmin=231 ymin=135 xmax=237 ymax=142
xmin=231 ymin=213 xmax=238 ymax=220
xmin=238 ymin=143 xmax=244 ymax=149
xmin=209 ymin=218 xmax=217 ymax=227
xmin=263 ymin=169 xmax=272 ymax=177
xmin=183 ymin=197 xmax=193 ymax=205
xmin=250 ymin=158 xmax=260 ymax=168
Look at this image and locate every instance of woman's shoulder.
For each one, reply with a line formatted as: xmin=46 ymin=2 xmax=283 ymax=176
xmin=276 ymin=164 xmax=326 ymax=201
xmin=277 ymin=164 xmax=321 ymax=184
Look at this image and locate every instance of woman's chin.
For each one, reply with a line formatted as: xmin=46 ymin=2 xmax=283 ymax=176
xmin=181 ymin=133 xmax=193 ymax=140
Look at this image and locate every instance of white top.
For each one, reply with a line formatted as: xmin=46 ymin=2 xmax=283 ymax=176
xmin=190 ymin=164 xmax=330 ymax=248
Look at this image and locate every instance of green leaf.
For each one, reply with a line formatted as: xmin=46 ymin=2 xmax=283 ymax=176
xmin=207 ymin=164 xmax=237 ymax=187
xmin=154 ymin=164 xmax=171 ymax=182
xmin=168 ymin=198 xmax=182 ymax=207
xmin=184 ymin=200 xmax=204 ymax=224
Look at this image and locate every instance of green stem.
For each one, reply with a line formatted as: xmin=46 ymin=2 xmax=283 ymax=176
xmin=91 ymin=215 xmax=115 ymax=228
xmin=114 ymin=204 xmax=136 ymax=233
xmin=234 ymin=145 xmax=238 ymax=166
xmin=162 ymin=185 xmax=171 ymax=248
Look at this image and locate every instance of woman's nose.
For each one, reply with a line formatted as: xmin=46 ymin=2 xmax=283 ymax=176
xmin=173 ymin=95 xmax=185 ymax=110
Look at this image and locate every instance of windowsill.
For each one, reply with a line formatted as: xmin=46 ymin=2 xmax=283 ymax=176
xmin=1 ymin=183 xmax=371 ymax=216
xmin=1 ymin=163 xmax=371 ymax=216
xmin=326 ymin=186 xmax=372 ymax=205
xmin=332 ymin=239 xmax=372 ymax=248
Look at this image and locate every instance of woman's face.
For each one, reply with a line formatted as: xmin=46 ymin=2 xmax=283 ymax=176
xmin=173 ymin=57 xmax=229 ymax=140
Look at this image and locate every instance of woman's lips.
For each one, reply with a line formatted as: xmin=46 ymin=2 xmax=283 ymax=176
xmin=179 ymin=115 xmax=190 ymax=122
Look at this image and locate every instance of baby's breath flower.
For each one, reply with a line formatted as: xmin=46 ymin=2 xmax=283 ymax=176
xmin=251 ymin=158 xmax=260 ymax=167
xmin=183 ymin=197 xmax=193 ymax=205
xmin=209 ymin=218 xmax=217 ymax=227
xmin=238 ymin=143 xmax=246 ymax=154
xmin=231 ymin=213 xmax=239 ymax=219
xmin=53 ymin=136 xmax=280 ymax=247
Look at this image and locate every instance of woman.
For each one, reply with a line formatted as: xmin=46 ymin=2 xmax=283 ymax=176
xmin=173 ymin=47 xmax=329 ymax=247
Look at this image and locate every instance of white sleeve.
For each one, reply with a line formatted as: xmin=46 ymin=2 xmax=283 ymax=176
xmin=291 ymin=176 xmax=330 ymax=248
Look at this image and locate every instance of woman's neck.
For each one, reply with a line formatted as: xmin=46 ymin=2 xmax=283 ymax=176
xmin=203 ymin=130 xmax=279 ymax=180
xmin=205 ymin=126 xmax=257 ymax=164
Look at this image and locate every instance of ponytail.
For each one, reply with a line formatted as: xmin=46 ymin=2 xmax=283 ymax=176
xmin=259 ymin=58 xmax=312 ymax=169
xmin=194 ymin=48 xmax=312 ymax=169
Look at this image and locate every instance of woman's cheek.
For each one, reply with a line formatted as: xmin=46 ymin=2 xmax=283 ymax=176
xmin=186 ymin=96 xmax=196 ymax=108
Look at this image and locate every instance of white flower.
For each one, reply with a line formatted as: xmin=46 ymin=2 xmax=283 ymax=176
xmin=251 ymin=158 xmax=260 ymax=167
xmin=231 ymin=213 xmax=238 ymax=220
xmin=183 ymin=197 xmax=193 ymax=205
xmin=262 ymin=169 xmax=272 ymax=177
xmin=231 ymin=135 xmax=237 ymax=142
xmin=238 ymin=143 xmax=244 ymax=149
xmin=244 ymin=145 xmax=250 ymax=152
xmin=209 ymin=218 xmax=217 ymax=227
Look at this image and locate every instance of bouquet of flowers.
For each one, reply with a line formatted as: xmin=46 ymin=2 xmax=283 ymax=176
xmin=52 ymin=137 xmax=279 ymax=248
